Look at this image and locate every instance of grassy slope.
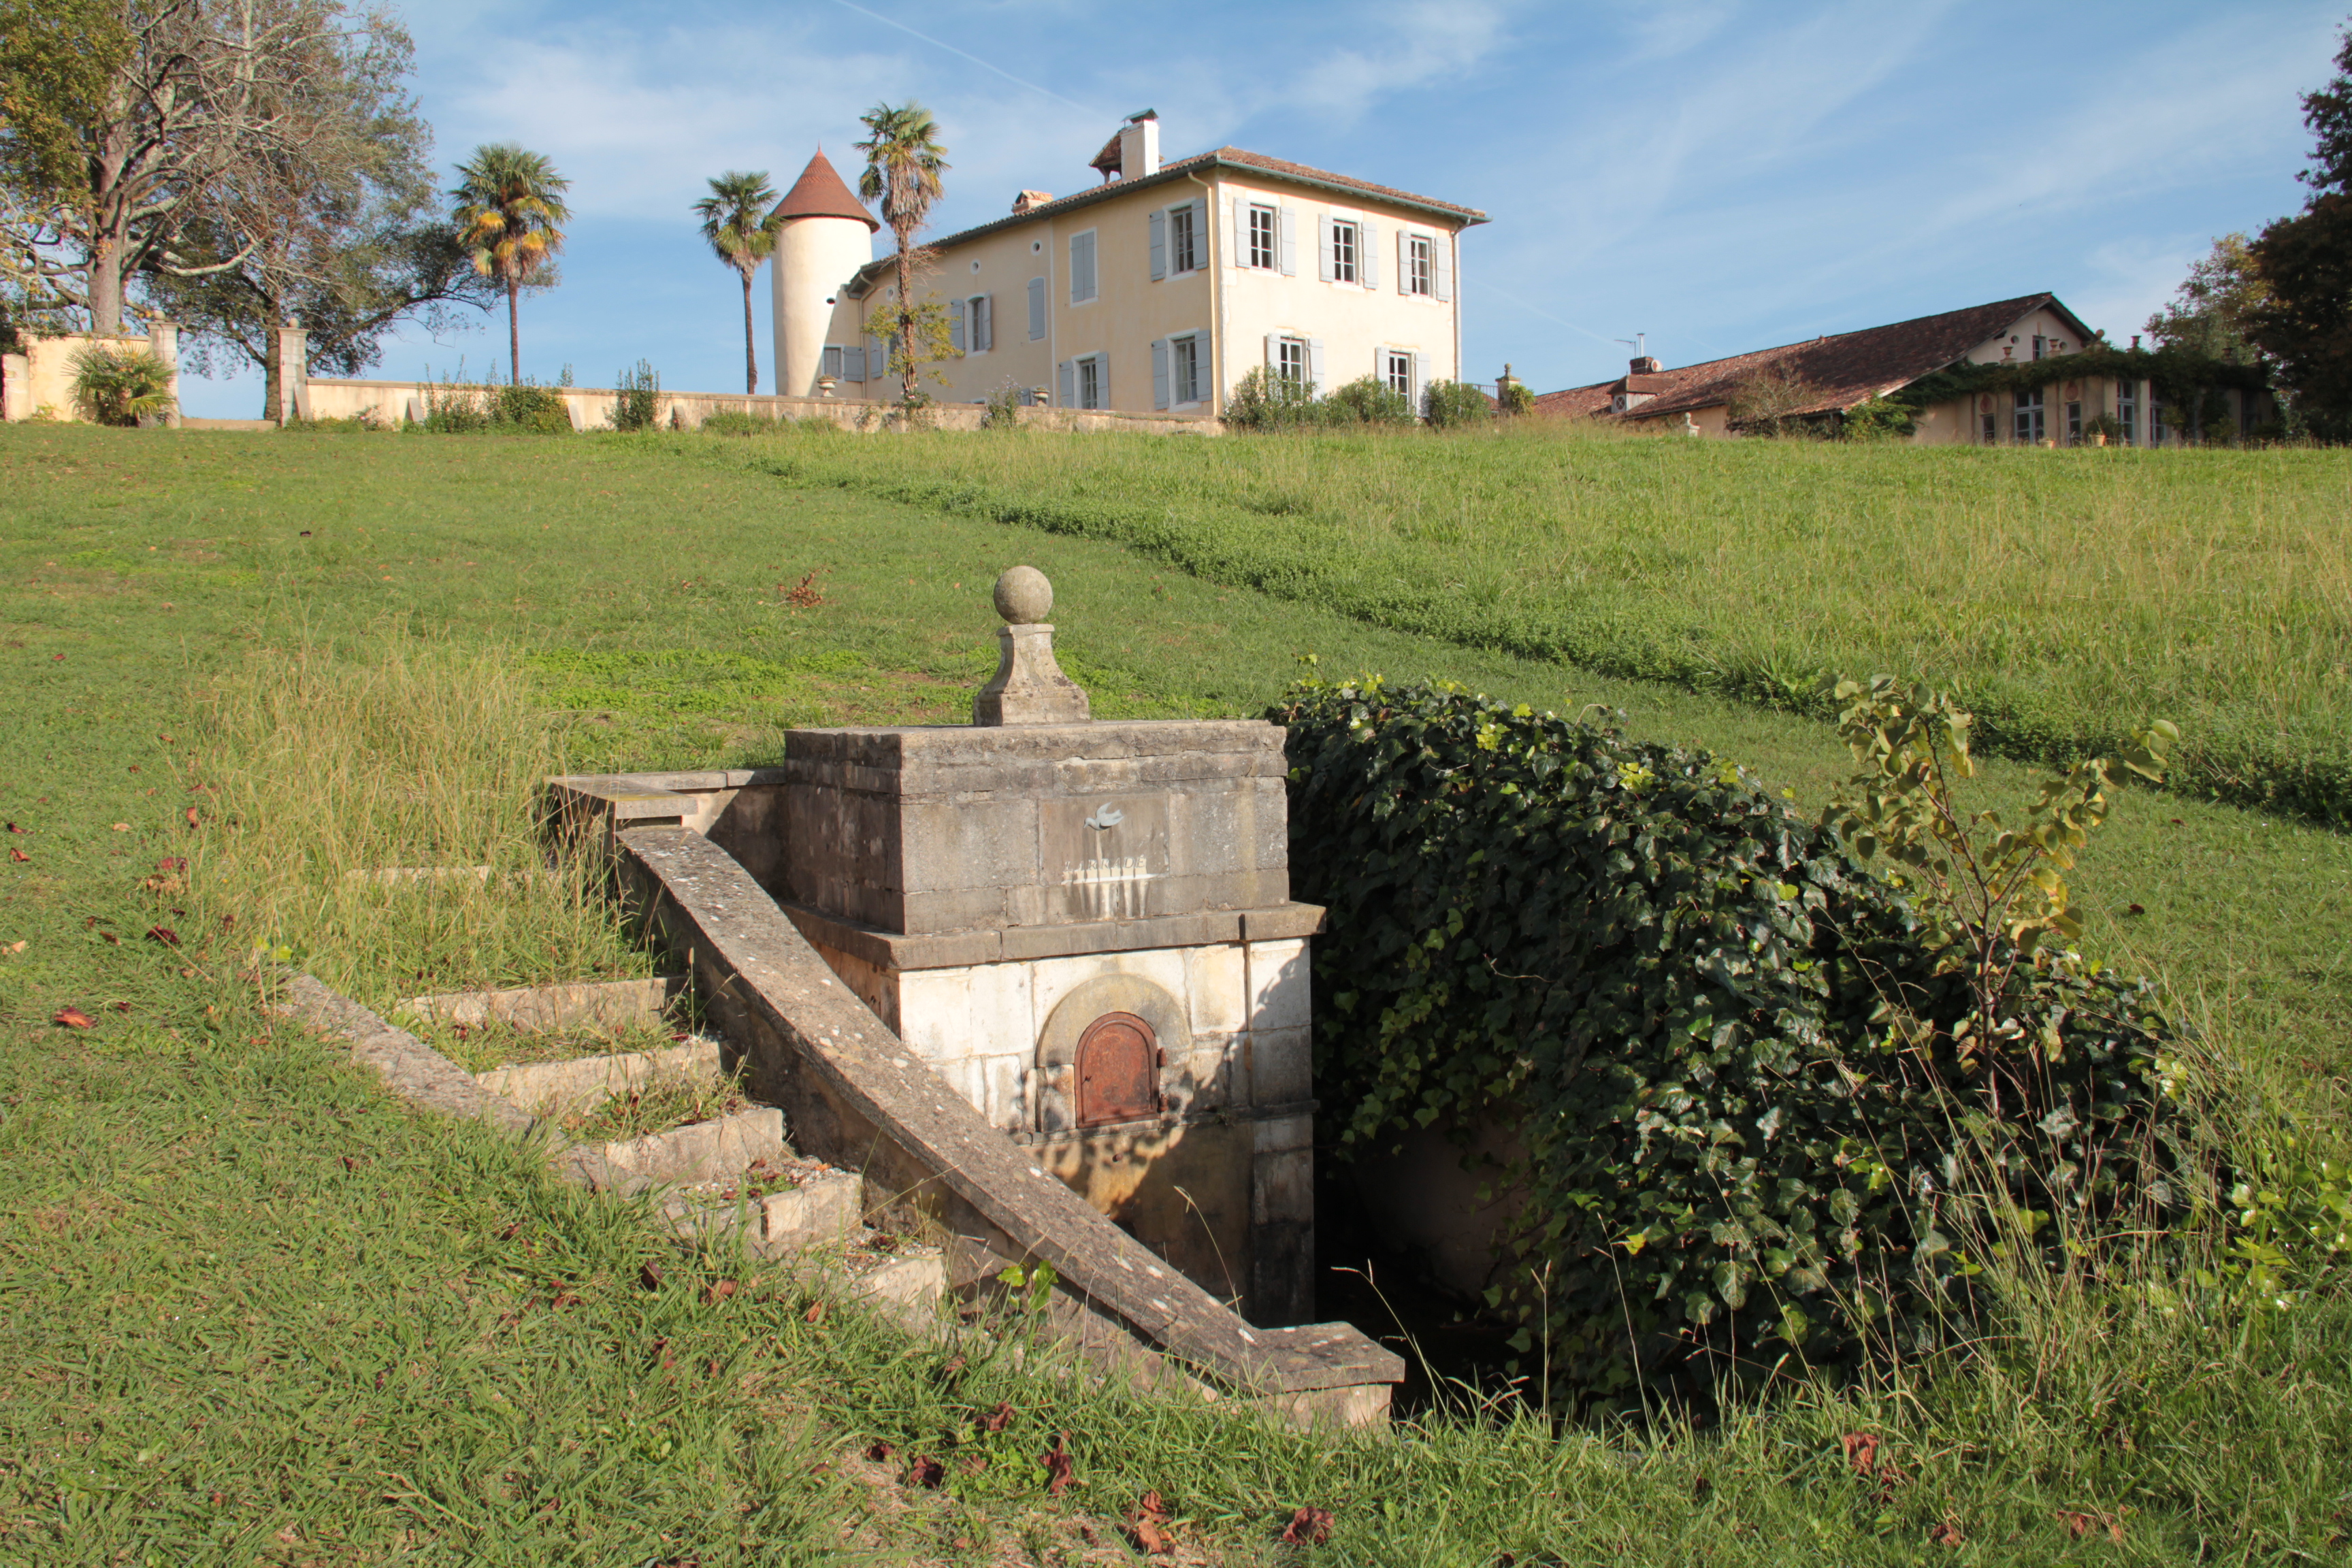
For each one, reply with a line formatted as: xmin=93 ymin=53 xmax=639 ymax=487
xmin=1 ymin=423 xmax=2347 ymax=1564
xmin=699 ymin=421 xmax=2352 ymax=822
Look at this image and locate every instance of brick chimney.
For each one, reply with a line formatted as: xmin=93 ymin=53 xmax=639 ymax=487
xmin=1629 ymin=355 xmax=1662 ymax=374
xmin=1011 ymin=190 xmax=1055 ymax=215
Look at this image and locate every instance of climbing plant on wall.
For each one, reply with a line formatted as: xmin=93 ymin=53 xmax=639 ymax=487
xmin=1274 ymin=676 xmax=2197 ymax=1408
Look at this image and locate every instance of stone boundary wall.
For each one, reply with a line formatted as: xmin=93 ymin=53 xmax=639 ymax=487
xmin=2 ymin=327 xmax=184 ymax=426
xmin=298 ymin=377 xmax=1225 ymax=436
xmin=615 ymin=823 xmax=1401 ymax=1424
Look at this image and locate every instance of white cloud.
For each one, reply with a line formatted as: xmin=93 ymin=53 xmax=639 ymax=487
xmin=1287 ymin=1 xmax=1512 ymax=122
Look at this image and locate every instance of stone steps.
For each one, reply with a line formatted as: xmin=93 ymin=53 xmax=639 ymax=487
xmin=464 ymin=1031 xmax=947 ymax=1322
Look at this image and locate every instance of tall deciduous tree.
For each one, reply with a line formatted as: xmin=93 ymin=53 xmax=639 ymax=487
xmin=693 ymin=169 xmax=779 ymax=395
xmin=2251 ymin=26 xmax=2352 ymax=438
xmin=451 ymin=142 xmax=568 ymax=385
xmin=140 ymin=13 xmax=494 ymax=416
xmin=853 ymin=101 xmax=947 ymax=403
xmin=0 ymin=0 xmax=389 ymax=336
xmin=2144 ymin=234 xmax=2270 ymax=363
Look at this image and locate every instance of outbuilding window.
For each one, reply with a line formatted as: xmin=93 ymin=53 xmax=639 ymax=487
xmin=2014 ymin=386 xmax=2045 ymax=444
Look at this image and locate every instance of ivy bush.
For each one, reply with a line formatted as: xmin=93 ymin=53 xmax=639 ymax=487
xmin=1275 ymin=677 xmax=2196 ymax=1405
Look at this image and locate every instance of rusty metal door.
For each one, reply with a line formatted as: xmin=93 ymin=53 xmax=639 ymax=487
xmin=1075 ymin=1011 xmax=1160 ymax=1128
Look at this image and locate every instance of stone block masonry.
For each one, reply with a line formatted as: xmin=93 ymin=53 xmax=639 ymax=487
xmin=542 ymin=567 xmax=1394 ymax=1420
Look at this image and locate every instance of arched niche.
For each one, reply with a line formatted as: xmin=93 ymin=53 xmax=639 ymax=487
xmin=1032 ymin=972 xmax=1190 ymax=1135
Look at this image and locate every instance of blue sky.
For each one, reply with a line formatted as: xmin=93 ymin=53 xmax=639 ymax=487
xmin=180 ymin=0 xmax=2348 ymax=418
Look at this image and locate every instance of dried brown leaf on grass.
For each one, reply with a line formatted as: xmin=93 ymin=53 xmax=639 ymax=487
xmin=53 ymin=1007 xmax=96 ymax=1028
xmin=974 ymin=1401 xmax=1013 ymax=1434
xmin=1281 ymin=1505 xmax=1335 ymax=1545
xmin=2056 ymin=1508 xmax=2126 ymax=1542
xmin=1126 ymin=1489 xmax=1175 ymax=1556
xmin=1929 ymin=1517 xmax=1967 ymax=1547
xmin=1041 ymin=1431 xmax=1074 ymax=1497
xmin=1840 ymin=1431 xmax=1908 ymax=1504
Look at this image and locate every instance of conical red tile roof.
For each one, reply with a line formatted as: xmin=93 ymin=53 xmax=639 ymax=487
xmin=772 ymin=150 xmax=878 ymax=231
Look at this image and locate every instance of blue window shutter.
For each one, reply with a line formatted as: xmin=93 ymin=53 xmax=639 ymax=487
xmin=1058 ymin=359 xmax=1074 ymax=408
xmin=1188 ymin=199 xmax=1207 ymax=270
xmin=1361 ymin=223 xmax=1379 ymax=290
xmin=1263 ymin=332 xmax=1278 ymax=371
xmin=949 ymin=299 xmax=967 ymax=353
xmin=1278 ymin=206 xmax=1296 ymax=276
xmin=1397 ymin=229 xmax=1411 ymax=295
xmin=1233 ymin=197 xmax=1248 ymax=263
xmin=1027 ymin=277 xmax=1045 ymax=340
xmin=1435 ymin=235 xmax=1453 ymax=301
xmin=1308 ymin=338 xmax=1324 ymax=392
xmin=1095 ymin=353 xmax=1108 ymax=408
xmin=1152 ymin=338 xmax=1169 ymax=410
xmin=1317 ymin=216 xmax=1334 ymax=282
xmin=845 ymin=344 xmax=866 ymax=382
xmin=1149 ymin=210 xmax=1166 ymax=281
xmin=975 ymin=295 xmax=992 ymax=352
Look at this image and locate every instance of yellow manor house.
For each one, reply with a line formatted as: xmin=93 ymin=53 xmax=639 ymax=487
xmin=766 ymin=112 xmax=1489 ymax=418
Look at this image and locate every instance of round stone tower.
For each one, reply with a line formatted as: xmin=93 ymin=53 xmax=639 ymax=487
xmin=768 ymin=150 xmax=879 ymax=398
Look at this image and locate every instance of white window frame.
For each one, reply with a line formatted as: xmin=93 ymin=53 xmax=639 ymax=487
xmin=1328 ymin=219 xmax=1359 ymax=285
xmin=1171 ymin=333 xmax=1202 ymax=406
xmin=1406 ymin=233 xmax=1435 ymax=297
xmin=1380 ymin=347 xmax=1412 ymax=398
xmin=2117 ymin=380 xmax=2138 ymax=446
xmin=1247 ymin=203 xmax=1278 ymax=270
xmin=964 ymin=293 xmax=992 ymax=354
xmin=1076 ymin=352 xmax=1105 ymax=410
xmin=1168 ymin=203 xmax=1200 ymax=275
xmin=1069 ymin=229 xmax=1098 ymax=305
xmin=1273 ymin=335 xmax=1307 ymax=387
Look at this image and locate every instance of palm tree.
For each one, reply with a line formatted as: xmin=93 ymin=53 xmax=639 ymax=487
xmin=694 ymin=171 xmax=782 ymax=395
xmin=451 ymin=144 xmax=571 ymax=384
xmin=854 ymin=102 xmax=949 ymax=400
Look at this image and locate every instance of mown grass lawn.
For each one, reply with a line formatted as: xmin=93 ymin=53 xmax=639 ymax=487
xmin=1 ymin=421 xmax=2349 ymax=1565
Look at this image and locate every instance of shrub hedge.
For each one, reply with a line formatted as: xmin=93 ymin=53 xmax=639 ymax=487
xmin=1275 ymin=678 xmax=2195 ymax=1405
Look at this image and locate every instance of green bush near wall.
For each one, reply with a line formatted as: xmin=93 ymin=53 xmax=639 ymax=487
xmin=1276 ymin=676 xmax=2196 ymax=1407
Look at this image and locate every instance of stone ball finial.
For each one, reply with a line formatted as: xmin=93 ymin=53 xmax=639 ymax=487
xmin=994 ymin=565 xmax=1053 ymax=625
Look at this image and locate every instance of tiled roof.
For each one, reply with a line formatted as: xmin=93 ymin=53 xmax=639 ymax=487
xmin=848 ymin=146 xmax=1488 ymax=291
xmin=771 ymin=150 xmax=879 ymax=232
xmin=1533 ymin=294 xmax=2098 ymax=424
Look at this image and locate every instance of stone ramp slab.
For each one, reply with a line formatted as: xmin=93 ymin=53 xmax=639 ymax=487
xmin=616 ymin=823 xmax=1403 ymax=1419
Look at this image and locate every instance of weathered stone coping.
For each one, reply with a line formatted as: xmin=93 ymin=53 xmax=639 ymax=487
xmin=777 ymin=897 xmax=1326 ymax=971
xmin=616 ymin=824 xmax=1403 ymax=1405
xmin=403 ymin=975 xmax=685 ymax=1034
xmin=472 ymin=1036 xmax=718 ymax=1117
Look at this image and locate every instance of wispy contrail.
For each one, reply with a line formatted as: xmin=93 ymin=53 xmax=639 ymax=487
xmin=832 ymin=1 xmax=1102 ymax=118
xmin=1466 ymin=277 xmax=1618 ymax=348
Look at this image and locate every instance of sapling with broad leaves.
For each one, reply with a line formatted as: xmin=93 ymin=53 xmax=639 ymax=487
xmin=1822 ymin=675 xmax=2177 ymax=1104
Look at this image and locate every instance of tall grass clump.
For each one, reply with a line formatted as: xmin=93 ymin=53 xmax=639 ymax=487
xmin=184 ymin=634 xmax=649 ymax=1008
xmin=414 ymin=365 xmax=573 ymax=434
